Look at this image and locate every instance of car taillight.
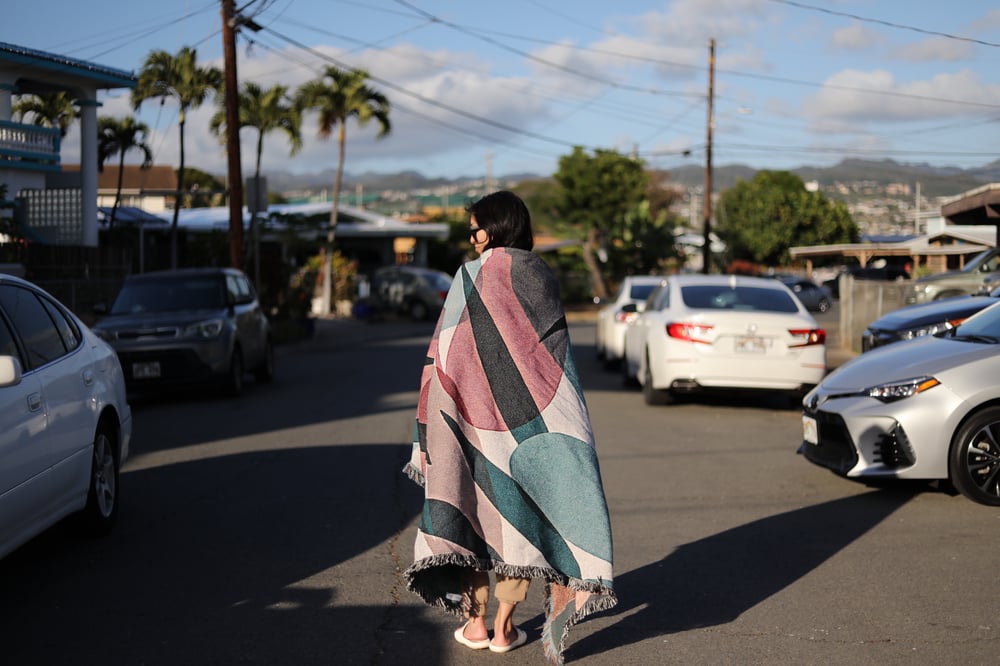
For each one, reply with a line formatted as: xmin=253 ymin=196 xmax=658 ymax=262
xmin=788 ymin=328 xmax=826 ymax=347
xmin=667 ymin=322 xmax=713 ymax=344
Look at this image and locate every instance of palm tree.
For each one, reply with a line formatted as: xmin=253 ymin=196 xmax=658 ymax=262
xmin=132 ymin=46 xmax=222 ymax=268
xmin=97 ymin=115 xmax=153 ymax=231
xmin=210 ymin=82 xmax=302 ymax=184
xmin=210 ymin=81 xmax=302 ymax=279
xmin=12 ymin=91 xmax=78 ymax=137
xmin=296 ymin=66 xmax=391 ymax=315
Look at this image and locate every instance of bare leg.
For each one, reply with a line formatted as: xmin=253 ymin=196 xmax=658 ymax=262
xmin=463 ymin=614 xmax=489 ymax=642
xmin=491 ymin=601 xmax=518 ymax=646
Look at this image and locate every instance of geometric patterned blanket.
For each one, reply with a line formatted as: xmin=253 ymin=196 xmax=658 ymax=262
xmin=403 ymin=247 xmax=617 ymax=663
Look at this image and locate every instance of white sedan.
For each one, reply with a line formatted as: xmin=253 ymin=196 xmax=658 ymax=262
xmin=595 ymin=275 xmax=664 ymax=367
xmin=801 ymin=300 xmax=1000 ymax=506
xmin=622 ymin=274 xmax=827 ymax=406
xmin=0 ymin=274 xmax=132 ymax=559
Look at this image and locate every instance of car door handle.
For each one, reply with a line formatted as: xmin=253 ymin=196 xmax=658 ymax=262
xmin=27 ymin=392 xmax=42 ymax=412
xmin=82 ymin=369 xmax=95 ymax=386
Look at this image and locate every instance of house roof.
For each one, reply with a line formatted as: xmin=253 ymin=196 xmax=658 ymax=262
xmin=941 ymin=183 xmax=1000 ymax=227
xmin=65 ymin=164 xmax=177 ymax=191
xmin=0 ymin=42 xmax=135 ymax=90
xmin=153 ymin=202 xmax=450 ymax=240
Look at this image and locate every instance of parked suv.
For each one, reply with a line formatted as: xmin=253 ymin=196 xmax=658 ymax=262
xmin=91 ymin=268 xmax=273 ymax=396
xmin=904 ymin=247 xmax=1000 ymax=305
xmin=371 ymin=265 xmax=452 ymax=321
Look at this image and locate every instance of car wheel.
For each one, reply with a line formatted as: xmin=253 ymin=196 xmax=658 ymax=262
xmin=949 ymin=406 xmax=1000 ymax=506
xmin=255 ymin=339 xmax=275 ymax=383
xmin=817 ymin=298 xmax=831 ymax=313
xmin=80 ymin=423 xmax=119 ymax=535
xmin=226 ymin=348 xmax=244 ymax=397
xmin=642 ymin=351 xmax=672 ymax=406
xmin=410 ymin=300 xmax=429 ymax=321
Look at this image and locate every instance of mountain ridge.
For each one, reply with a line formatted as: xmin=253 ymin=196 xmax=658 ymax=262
xmin=263 ymin=158 xmax=1000 ymax=200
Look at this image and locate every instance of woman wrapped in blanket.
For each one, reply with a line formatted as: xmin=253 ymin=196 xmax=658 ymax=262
xmin=403 ymin=190 xmax=617 ymax=663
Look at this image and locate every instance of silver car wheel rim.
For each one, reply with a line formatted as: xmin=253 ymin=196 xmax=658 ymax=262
xmin=964 ymin=423 xmax=1000 ymax=499
xmin=93 ymin=434 xmax=117 ymax=518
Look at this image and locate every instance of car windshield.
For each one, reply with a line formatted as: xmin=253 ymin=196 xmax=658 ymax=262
xmin=680 ymin=285 xmax=799 ymax=313
xmin=949 ymin=301 xmax=1000 ymax=342
xmin=110 ymin=277 xmax=227 ymax=314
xmin=428 ymin=273 xmax=452 ymax=290
xmin=629 ymin=284 xmax=658 ymax=301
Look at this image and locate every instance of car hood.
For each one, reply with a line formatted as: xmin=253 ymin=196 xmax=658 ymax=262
xmin=866 ymin=296 xmax=997 ymax=330
xmin=821 ymin=335 xmax=996 ymax=391
xmin=914 ymin=269 xmax=968 ymax=284
xmin=92 ymin=309 xmax=227 ymax=331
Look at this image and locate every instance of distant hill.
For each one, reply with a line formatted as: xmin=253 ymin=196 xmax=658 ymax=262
xmin=263 ymin=158 xmax=1000 ymax=199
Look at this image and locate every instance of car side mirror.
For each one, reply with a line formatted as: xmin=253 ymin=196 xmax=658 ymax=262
xmin=621 ymin=303 xmax=638 ymax=313
xmin=0 ymin=355 xmax=23 ymax=387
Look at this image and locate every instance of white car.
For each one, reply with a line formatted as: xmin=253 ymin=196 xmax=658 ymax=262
xmin=0 ymin=274 xmax=132 ymax=559
xmin=800 ymin=300 xmax=1000 ymax=506
xmin=622 ymin=274 xmax=827 ymax=406
xmin=595 ymin=275 xmax=664 ymax=367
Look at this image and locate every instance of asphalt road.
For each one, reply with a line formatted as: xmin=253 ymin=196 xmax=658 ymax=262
xmin=1 ymin=313 xmax=997 ymax=665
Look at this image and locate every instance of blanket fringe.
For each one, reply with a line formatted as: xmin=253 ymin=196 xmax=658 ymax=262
xmin=402 ymin=462 xmax=425 ymax=487
xmin=405 ymin=555 xmax=617 ymax=662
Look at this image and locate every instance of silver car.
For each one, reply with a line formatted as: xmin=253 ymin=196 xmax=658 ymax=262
xmin=800 ymin=300 xmax=1000 ymax=505
xmin=92 ymin=268 xmax=273 ymax=397
xmin=0 ymin=274 xmax=132 ymax=559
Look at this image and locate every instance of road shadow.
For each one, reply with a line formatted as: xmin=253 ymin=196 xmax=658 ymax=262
xmin=531 ymin=488 xmax=915 ymax=661
xmin=0 ymin=442 xmax=431 ymax=665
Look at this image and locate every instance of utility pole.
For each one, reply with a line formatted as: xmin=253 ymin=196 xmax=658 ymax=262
xmin=703 ymin=38 xmax=715 ymax=275
xmin=221 ymin=0 xmax=245 ymax=269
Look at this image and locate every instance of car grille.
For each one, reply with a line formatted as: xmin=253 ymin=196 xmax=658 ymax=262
xmin=114 ymin=327 xmax=180 ymax=341
xmin=875 ymin=424 xmax=916 ymax=468
xmin=117 ymin=349 xmax=213 ymax=383
xmin=801 ymin=408 xmax=858 ymax=475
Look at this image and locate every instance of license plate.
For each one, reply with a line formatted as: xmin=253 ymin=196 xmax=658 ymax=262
xmin=132 ymin=361 xmax=161 ymax=379
xmin=802 ymin=414 xmax=818 ymax=445
xmin=735 ymin=335 xmax=766 ymax=353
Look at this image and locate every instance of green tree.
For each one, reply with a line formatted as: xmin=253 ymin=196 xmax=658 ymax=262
xmin=553 ymin=147 xmax=649 ymax=299
xmin=132 ymin=46 xmax=223 ymax=268
xmin=210 ymin=82 xmax=302 ymax=185
xmin=295 ymin=65 xmax=390 ymax=315
xmin=97 ymin=115 xmax=153 ymax=230
xmin=178 ymin=167 xmax=226 ymax=208
xmin=12 ymin=91 xmax=78 ymax=137
xmin=716 ymin=170 xmax=858 ymax=267
xmin=210 ymin=82 xmax=302 ymax=277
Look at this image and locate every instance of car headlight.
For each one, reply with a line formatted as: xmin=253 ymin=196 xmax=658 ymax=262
xmin=899 ymin=320 xmax=960 ymax=340
xmin=182 ymin=319 xmax=224 ymax=339
xmin=864 ymin=376 xmax=940 ymax=403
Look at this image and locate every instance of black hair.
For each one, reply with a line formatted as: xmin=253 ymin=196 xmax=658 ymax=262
xmin=466 ymin=190 xmax=534 ymax=251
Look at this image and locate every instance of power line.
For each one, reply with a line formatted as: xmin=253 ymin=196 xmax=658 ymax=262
xmin=389 ymin=0 xmax=702 ymax=99
xmin=766 ymin=0 xmax=1000 ymax=48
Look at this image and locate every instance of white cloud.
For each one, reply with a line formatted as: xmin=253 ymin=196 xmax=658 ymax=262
xmin=829 ymin=23 xmax=884 ymax=51
xmin=801 ymin=68 xmax=1000 ymax=124
xmin=892 ymin=37 xmax=975 ymax=62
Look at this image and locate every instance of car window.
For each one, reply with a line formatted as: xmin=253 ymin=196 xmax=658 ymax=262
xmin=0 ymin=284 xmax=69 ymax=368
xmin=111 ymin=276 xmax=227 ymax=313
xmin=39 ymin=296 xmax=81 ymax=350
xmin=680 ymin=285 xmax=799 ymax=313
xmin=629 ymin=284 xmax=658 ymax=301
xmin=0 ymin=311 xmax=21 ymax=363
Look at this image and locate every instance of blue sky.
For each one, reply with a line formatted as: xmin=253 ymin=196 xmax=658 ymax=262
xmin=5 ymin=0 xmax=1000 ymax=182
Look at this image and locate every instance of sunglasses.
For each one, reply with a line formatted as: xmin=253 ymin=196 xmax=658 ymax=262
xmin=469 ymin=226 xmax=483 ymax=241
